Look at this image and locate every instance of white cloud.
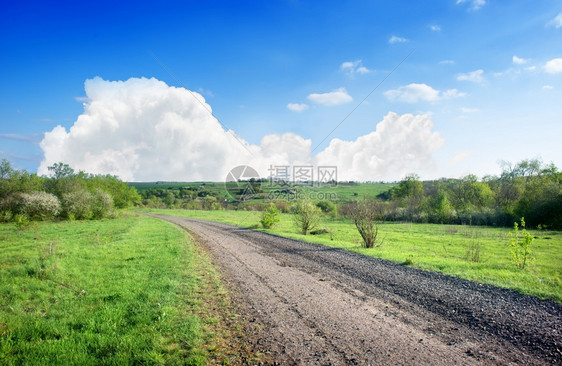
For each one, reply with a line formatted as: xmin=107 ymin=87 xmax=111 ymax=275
xmin=307 ymin=88 xmax=353 ymax=106
xmin=439 ymin=60 xmax=455 ymax=65
xmin=384 ymin=83 xmax=465 ymax=103
xmin=456 ymin=69 xmax=485 ymax=83
xmin=315 ymin=112 xmax=444 ymax=181
xmin=512 ymin=55 xmax=528 ymax=65
xmin=542 ymin=85 xmax=554 ymax=90
xmin=38 ymin=77 xmax=444 ymax=182
xmin=389 ymin=35 xmax=408 ymax=44
xmin=287 ymin=103 xmax=309 ymax=112
xmin=451 ymin=152 xmax=470 ymax=165
xmin=544 ymin=58 xmax=562 ymax=74
xmin=456 ymin=0 xmax=486 ymax=10
xmin=340 ymin=60 xmax=371 ymax=75
xmin=74 ymin=96 xmax=89 ymax=102
xmin=429 ymin=24 xmax=441 ymax=31
xmin=547 ymin=13 xmax=562 ymax=28
xmin=442 ymin=89 xmax=467 ymax=99
xmin=461 ymin=107 xmax=480 ymax=113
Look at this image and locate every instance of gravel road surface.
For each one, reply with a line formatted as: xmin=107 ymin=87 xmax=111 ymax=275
xmin=148 ymin=214 xmax=561 ymax=365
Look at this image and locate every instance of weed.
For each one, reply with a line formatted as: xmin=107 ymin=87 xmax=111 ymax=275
xmin=508 ymin=217 xmax=534 ymax=269
xmin=466 ymin=230 xmax=481 ymax=263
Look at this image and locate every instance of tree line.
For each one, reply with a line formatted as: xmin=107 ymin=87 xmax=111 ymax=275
xmin=0 ymin=160 xmax=140 ymax=222
xmin=371 ymin=159 xmax=561 ymax=229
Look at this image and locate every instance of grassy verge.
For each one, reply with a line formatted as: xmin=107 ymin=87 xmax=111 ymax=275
xmin=0 ymin=213 xmax=242 ymax=365
xmin=139 ymin=208 xmax=562 ymax=303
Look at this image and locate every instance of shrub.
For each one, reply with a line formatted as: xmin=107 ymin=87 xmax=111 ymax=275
xmin=508 ymin=217 xmax=534 ymax=269
xmin=19 ymin=191 xmax=61 ymax=220
xmin=272 ymin=199 xmax=291 ymax=213
xmin=293 ymin=200 xmax=322 ymax=235
xmin=62 ymin=190 xmax=94 ymax=220
xmin=91 ymin=189 xmax=113 ymax=219
xmin=260 ymin=203 xmax=280 ymax=229
xmin=316 ymin=200 xmax=338 ymax=218
xmin=348 ymin=199 xmax=385 ymax=248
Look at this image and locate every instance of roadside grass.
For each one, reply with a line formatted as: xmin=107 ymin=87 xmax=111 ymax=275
xmin=140 ymin=208 xmax=562 ymax=303
xmin=0 ymin=214 xmax=241 ymax=365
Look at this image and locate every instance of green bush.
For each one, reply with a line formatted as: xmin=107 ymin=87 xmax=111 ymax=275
xmin=62 ymin=190 xmax=94 ymax=220
xmin=19 ymin=191 xmax=60 ymax=220
xmin=316 ymin=200 xmax=338 ymax=218
xmin=91 ymin=189 xmax=113 ymax=219
xmin=293 ymin=200 xmax=322 ymax=235
xmin=260 ymin=203 xmax=280 ymax=229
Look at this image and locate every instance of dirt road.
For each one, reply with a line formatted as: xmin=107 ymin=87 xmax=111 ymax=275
xmin=149 ymin=214 xmax=561 ymax=365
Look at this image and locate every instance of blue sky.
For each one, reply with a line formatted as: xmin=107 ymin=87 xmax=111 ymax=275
xmin=1 ymin=0 xmax=561 ymax=181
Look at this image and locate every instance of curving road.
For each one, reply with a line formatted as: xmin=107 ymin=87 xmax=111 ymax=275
xmin=148 ymin=214 xmax=561 ymax=365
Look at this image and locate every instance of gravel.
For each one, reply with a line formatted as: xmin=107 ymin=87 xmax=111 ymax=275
xmin=149 ymin=214 xmax=562 ymax=365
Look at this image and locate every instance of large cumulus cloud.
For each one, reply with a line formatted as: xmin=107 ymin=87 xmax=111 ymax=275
xmin=39 ymin=77 xmax=444 ymax=182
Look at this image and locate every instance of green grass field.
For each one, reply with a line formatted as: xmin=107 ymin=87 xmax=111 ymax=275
xmin=130 ymin=181 xmax=395 ymax=203
xmin=140 ymin=209 xmax=562 ymax=303
xmin=0 ymin=214 xmax=241 ymax=365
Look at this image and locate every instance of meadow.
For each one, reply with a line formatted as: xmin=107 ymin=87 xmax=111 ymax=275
xmin=0 ymin=214 xmax=244 ymax=365
xmin=141 ymin=208 xmax=562 ymax=303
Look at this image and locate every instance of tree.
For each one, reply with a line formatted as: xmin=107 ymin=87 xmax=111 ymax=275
xmin=392 ymin=174 xmax=426 ymax=218
xmin=293 ymin=200 xmax=322 ymax=235
xmin=348 ymin=199 xmax=384 ymax=248
xmin=47 ymin=162 xmax=75 ymax=179
xmin=260 ymin=203 xmax=280 ymax=229
xmin=0 ymin=159 xmax=13 ymax=180
xmin=430 ymin=189 xmax=453 ymax=224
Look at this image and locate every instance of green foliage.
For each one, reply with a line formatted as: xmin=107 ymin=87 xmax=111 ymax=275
xmin=260 ymin=203 xmax=280 ymax=229
xmin=293 ymin=199 xmax=322 ymax=235
xmin=430 ymin=189 xmax=453 ymax=224
xmin=0 ymin=161 xmax=139 ymax=222
xmin=91 ymin=188 xmax=113 ymax=219
xmin=508 ymin=217 xmax=534 ymax=269
xmin=61 ymin=189 xmax=94 ymax=220
xmin=316 ymin=200 xmax=338 ymax=218
xmin=19 ymin=191 xmax=61 ymax=221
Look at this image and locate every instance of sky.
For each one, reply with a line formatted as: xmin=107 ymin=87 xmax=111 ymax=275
xmin=1 ymin=0 xmax=561 ymax=182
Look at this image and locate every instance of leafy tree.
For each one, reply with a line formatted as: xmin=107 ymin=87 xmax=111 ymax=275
xmin=47 ymin=162 xmax=75 ymax=179
xmin=293 ymin=200 xmax=322 ymax=235
xmin=430 ymin=189 xmax=453 ymax=224
xmin=392 ymin=174 xmax=426 ymax=218
xmin=0 ymin=159 xmax=13 ymax=179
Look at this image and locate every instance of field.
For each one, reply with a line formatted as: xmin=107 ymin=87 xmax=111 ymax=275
xmin=0 ymin=214 xmax=243 ymax=365
xmin=130 ymin=181 xmax=395 ymax=203
xmin=140 ymin=209 xmax=562 ymax=303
